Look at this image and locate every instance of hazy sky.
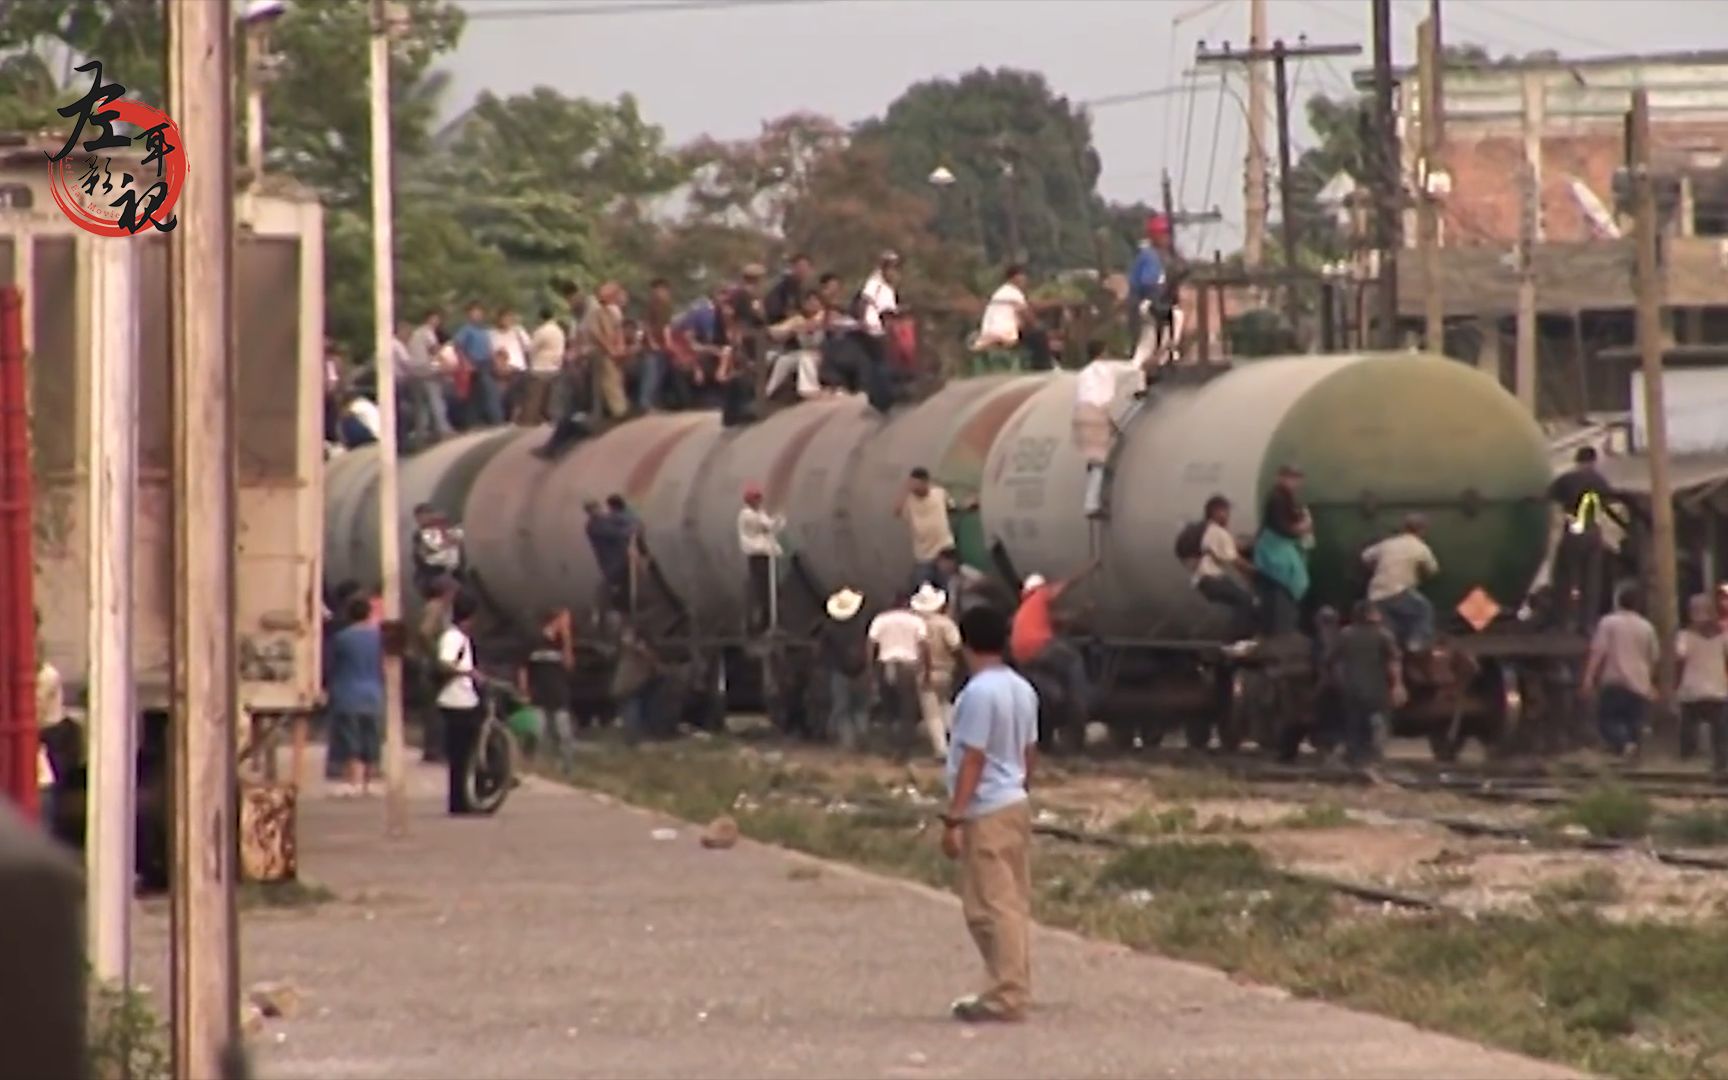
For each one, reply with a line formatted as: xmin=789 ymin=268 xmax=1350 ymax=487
xmin=448 ymin=0 xmax=1728 ymax=253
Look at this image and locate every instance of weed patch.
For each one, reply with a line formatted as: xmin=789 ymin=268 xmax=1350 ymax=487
xmin=1656 ymin=808 xmax=1728 ymax=848
xmin=1277 ymin=800 xmax=1351 ymax=830
xmin=239 ymin=879 xmax=335 ymax=910
xmin=558 ymin=738 xmax=1728 ymax=1078
xmin=1553 ymin=785 xmax=1653 ymax=840
xmin=1109 ymin=804 xmax=1198 ymax=838
xmin=1533 ymin=868 xmax=1622 ymax=911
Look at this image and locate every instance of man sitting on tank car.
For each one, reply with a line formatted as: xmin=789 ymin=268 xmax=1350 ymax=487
xmin=1362 ymin=513 xmax=1441 ymax=653
xmin=1191 ymin=495 xmax=1257 ymax=642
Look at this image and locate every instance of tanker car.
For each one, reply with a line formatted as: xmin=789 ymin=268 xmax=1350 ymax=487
xmin=323 ymin=351 xmax=1581 ymax=760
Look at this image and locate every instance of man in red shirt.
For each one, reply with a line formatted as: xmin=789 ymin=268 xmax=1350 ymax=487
xmin=1010 ymin=561 xmax=1098 ymax=751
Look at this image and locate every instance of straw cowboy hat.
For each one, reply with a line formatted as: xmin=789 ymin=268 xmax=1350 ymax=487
xmin=910 ymin=582 xmax=948 ymax=615
xmin=1021 ymin=573 xmax=1047 ymax=595
xmin=826 ymin=588 xmax=864 ymax=621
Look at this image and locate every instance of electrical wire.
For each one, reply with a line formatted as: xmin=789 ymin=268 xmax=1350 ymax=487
xmin=464 ymin=0 xmax=836 ymax=22
xmin=1446 ymin=0 xmax=1622 ymax=55
xmin=1197 ymin=70 xmax=1228 ymax=231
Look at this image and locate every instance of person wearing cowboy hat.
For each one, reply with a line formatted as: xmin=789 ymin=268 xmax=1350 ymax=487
xmin=867 ymin=590 xmax=930 ymax=743
xmin=738 ymin=483 xmax=786 ymax=635
xmin=912 ymin=582 xmax=963 ymax=761
xmin=819 ymin=587 xmax=872 ymax=750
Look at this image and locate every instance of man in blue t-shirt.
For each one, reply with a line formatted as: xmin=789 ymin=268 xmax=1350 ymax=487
xmin=453 ymin=301 xmax=504 ymax=426
xmin=940 ymin=606 xmax=1039 ymax=1024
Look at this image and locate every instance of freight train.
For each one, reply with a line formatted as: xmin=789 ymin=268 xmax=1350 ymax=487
xmin=323 ymin=351 xmax=1586 ymax=761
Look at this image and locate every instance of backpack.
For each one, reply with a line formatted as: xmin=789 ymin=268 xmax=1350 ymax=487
xmin=1174 ymin=520 xmax=1207 ymax=562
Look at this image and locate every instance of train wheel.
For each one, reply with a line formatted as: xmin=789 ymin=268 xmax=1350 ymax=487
xmin=1214 ymin=669 xmax=1251 ymax=754
xmin=1478 ymin=663 xmax=1523 ymax=760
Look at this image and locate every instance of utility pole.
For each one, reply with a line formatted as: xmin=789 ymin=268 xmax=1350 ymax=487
xmin=82 ymin=234 xmax=138 ymax=991
xmin=1516 ymin=71 xmax=1544 ymax=412
xmin=1160 ymin=169 xmax=1224 ymax=251
xmin=1371 ymin=0 xmax=1401 ymax=349
xmin=1630 ymin=88 xmax=1679 ymax=723
xmin=1415 ymin=14 xmax=1444 ymax=354
xmin=1243 ymin=0 xmax=1269 ymax=269
xmin=371 ymin=0 xmax=409 ymax=838
xmin=1197 ymin=36 xmax=1362 ymax=342
xmin=166 ymin=1 xmax=240 ymax=1076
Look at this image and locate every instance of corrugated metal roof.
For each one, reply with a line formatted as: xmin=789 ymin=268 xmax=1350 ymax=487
xmin=1595 ymin=453 xmax=1728 ymax=496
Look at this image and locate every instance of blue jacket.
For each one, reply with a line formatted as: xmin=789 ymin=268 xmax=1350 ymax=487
xmin=1128 ymin=245 xmax=1165 ymax=304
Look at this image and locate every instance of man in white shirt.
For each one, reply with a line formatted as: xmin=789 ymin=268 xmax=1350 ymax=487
xmin=868 ymin=592 xmax=930 ymax=738
xmin=436 ymin=593 xmax=485 ymax=814
xmin=856 ymin=251 xmax=902 ymax=413
xmin=521 ymin=307 xmax=568 ymax=424
xmin=1362 ymin=513 xmax=1441 ymax=652
xmin=737 ymin=483 xmax=785 ymax=635
xmin=977 ymin=265 xmax=1030 ymax=349
xmin=1072 ymin=341 xmax=1137 ymax=517
xmin=405 ymin=309 xmax=453 ymax=440
xmin=494 ymin=307 xmax=531 ymax=422
xmin=1189 ymin=495 xmax=1256 ymax=641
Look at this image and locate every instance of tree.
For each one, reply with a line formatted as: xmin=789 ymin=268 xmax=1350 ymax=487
xmin=0 ymin=0 xmax=165 ymax=105
xmin=428 ymin=87 xmax=689 ymax=309
xmin=858 ymin=68 xmax=1107 ymax=275
xmin=681 ymin=111 xmax=849 ymax=238
xmin=782 ymin=141 xmax=982 ymax=311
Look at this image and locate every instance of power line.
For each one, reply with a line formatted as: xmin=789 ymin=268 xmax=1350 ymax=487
xmin=1080 ymin=84 xmax=1198 ymax=110
xmin=464 ymin=0 xmax=835 ymax=22
xmin=1445 ymin=0 xmax=1622 ymax=55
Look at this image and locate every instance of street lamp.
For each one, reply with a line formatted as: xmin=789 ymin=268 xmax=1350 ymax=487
xmin=240 ymin=0 xmax=287 ymax=185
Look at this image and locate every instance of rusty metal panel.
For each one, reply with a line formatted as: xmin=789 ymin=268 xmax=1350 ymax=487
xmin=28 ymin=237 xmax=76 ymax=476
xmin=237 ymin=237 xmax=300 ymax=482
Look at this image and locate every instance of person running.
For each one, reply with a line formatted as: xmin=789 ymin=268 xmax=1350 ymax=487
xmin=940 ymin=605 xmax=1039 ymax=1024
xmin=911 ymin=582 xmax=963 ymax=761
xmin=819 ymin=588 xmax=872 ymax=750
xmin=1582 ymin=586 xmax=1659 ymax=761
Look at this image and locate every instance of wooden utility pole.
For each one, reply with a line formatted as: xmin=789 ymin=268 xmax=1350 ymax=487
xmin=1415 ymin=14 xmax=1444 ymax=354
xmin=1243 ymin=0 xmax=1269 ymax=269
xmin=1516 ymin=71 xmax=1544 ymax=413
xmin=166 ymin=1 xmax=241 ymax=1076
xmin=1370 ymin=0 xmax=1401 ymax=348
xmin=82 ymin=234 xmax=138 ymax=990
xmin=1197 ymin=36 xmax=1362 ymax=342
xmin=371 ymin=0 xmax=409 ymax=838
xmin=1630 ymin=88 xmax=1679 ymax=720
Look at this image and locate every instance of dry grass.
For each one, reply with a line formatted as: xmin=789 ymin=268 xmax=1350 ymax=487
xmin=556 ymin=737 xmax=1728 ymax=1079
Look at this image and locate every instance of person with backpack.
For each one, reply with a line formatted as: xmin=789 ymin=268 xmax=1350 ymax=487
xmin=1178 ymin=495 xmax=1256 ymax=642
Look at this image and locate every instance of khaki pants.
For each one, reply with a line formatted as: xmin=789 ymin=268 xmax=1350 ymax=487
xmin=918 ymin=670 xmax=953 ymax=759
xmin=958 ymin=800 xmax=1033 ymax=1016
xmin=515 ymin=371 xmax=557 ymax=425
xmin=595 ymin=355 xmax=629 ymax=419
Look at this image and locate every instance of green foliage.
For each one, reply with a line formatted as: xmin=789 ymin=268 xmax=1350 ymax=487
xmin=88 ymin=977 xmax=169 ymax=1080
xmin=1110 ymin=804 xmax=1198 ymax=838
xmin=1655 ymin=808 xmax=1728 ymax=847
xmin=858 ymin=67 xmax=1110 ymax=275
xmin=1534 ymin=867 xmax=1623 ymax=910
xmin=1095 ymin=840 xmax=1272 ymax=893
xmin=1553 ymin=785 xmax=1655 ymax=841
xmin=1277 ymin=800 xmax=1351 ymax=830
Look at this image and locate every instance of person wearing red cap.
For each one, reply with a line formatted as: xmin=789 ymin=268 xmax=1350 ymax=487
xmin=737 ymin=483 xmax=786 ymax=634
xmin=1126 ymin=216 xmax=1167 ymax=345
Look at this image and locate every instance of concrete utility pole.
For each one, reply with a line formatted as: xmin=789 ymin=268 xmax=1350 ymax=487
xmin=165 ymin=1 xmax=241 ymax=1076
xmin=1630 ymin=88 xmax=1679 ymax=720
xmin=82 ymin=234 xmax=138 ymax=991
xmin=1370 ymin=0 xmax=1401 ymax=349
xmin=370 ymin=0 xmax=409 ymax=838
xmin=1516 ymin=71 xmax=1545 ymax=413
xmin=1243 ymin=0 xmax=1269 ymax=269
xmin=1415 ymin=14 xmax=1444 ymax=354
xmin=1197 ymin=36 xmax=1362 ymax=340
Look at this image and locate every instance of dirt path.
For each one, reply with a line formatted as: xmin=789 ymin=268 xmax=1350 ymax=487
xmin=134 ymin=753 xmax=1578 ymax=1080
